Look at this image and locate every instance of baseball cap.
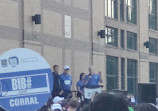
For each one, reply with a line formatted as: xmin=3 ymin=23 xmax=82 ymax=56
xmin=53 ymin=96 xmax=64 ymax=104
xmin=64 ymin=65 xmax=70 ymax=69
xmin=51 ymin=104 xmax=62 ymax=110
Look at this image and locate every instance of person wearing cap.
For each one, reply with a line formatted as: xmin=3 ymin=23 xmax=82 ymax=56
xmin=60 ymin=65 xmax=72 ymax=98
xmin=51 ymin=104 xmax=62 ymax=111
xmin=53 ymin=96 xmax=64 ymax=104
xmin=85 ymin=66 xmax=103 ymax=86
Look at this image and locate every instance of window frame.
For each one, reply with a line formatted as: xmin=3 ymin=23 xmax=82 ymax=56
xmin=126 ymin=0 xmax=137 ymax=24
xmin=148 ymin=0 xmax=157 ymax=30
xmin=149 ymin=37 xmax=158 ymax=54
xmin=127 ymin=31 xmax=137 ymax=51
xmin=105 ymin=27 xmax=118 ymax=47
xmin=121 ymin=58 xmax=125 ymax=90
xmin=120 ymin=0 xmax=125 ymax=21
xmin=106 ymin=56 xmax=118 ymax=91
xmin=120 ymin=30 xmax=125 ymax=49
xmin=127 ymin=59 xmax=137 ymax=94
xmin=149 ymin=62 xmax=158 ymax=83
xmin=105 ymin=0 xmax=118 ymax=19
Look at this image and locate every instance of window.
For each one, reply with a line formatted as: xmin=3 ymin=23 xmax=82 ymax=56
xmin=126 ymin=0 xmax=137 ymax=24
xmin=127 ymin=59 xmax=137 ymax=94
xmin=106 ymin=56 xmax=118 ymax=91
xmin=149 ymin=38 xmax=157 ymax=54
xmin=148 ymin=0 xmax=157 ymax=30
xmin=65 ymin=15 xmax=71 ymax=38
xmin=149 ymin=62 xmax=157 ymax=83
xmin=105 ymin=27 xmax=118 ymax=47
xmin=121 ymin=58 xmax=125 ymax=90
xmin=127 ymin=31 xmax=137 ymax=50
xmin=105 ymin=0 xmax=118 ymax=19
xmin=120 ymin=0 xmax=124 ymax=21
xmin=120 ymin=30 xmax=125 ymax=49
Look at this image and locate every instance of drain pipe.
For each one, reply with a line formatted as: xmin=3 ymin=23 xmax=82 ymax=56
xmin=20 ymin=0 xmax=25 ymax=48
xmin=90 ymin=0 xmax=93 ymax=65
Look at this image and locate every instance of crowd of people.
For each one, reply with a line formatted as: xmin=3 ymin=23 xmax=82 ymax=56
xmin=41 ymin=92 xmax=158 ymax=111
xmin=0 ymin=65 xmax=158 ymax=111
xmin=44 ymin=65 xmax=158 ymax=111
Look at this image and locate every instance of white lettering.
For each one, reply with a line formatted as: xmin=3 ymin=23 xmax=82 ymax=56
xmin=11 ymin=77 xmax=32 ymax=91
xmin=17 ymin=78 xmax=21 ymax=90
xmin=11 ymin=79 xmax=18 ymax=90
xmin=34 ymin=97 xmax=39 ymax=104
xmin=21 ymin=78 xmax=26 ymax=89
xmin=25 ymin=98 xmax=29 ymax=105
xmin=30 ymin=97 xmax=35 ymax=105
xmin=20 ymin=98 xmax=25 ymax=106
xmin=15 ymin=99 xmax=19 ymax=106
xmin=10 ymin=99 xmax=14 ymax=107
xmin=9 ymin=97 xmax=39 ymax=107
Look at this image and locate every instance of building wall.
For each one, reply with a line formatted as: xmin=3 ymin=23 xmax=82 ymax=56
xmin=0 ymin=0 xmax=91 ymax=91
xmin=0 ymin=0 xmax=20 ymax=53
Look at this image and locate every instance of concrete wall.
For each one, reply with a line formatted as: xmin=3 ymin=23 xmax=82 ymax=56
xmin=0 ymin=0 xmax=20 ymax=54
xmin=138 ymin=0 xmax=150 ymax=83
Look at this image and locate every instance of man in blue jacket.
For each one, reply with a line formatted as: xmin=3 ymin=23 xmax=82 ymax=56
xmin=60 ymin=65 xmax=72 ymax=98
xmin=85 ymin=66 xmax=103 ymax=86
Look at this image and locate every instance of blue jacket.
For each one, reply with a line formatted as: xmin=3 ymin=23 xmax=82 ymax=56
xmin=60 ymin=73 xmax=72 ymax=91
xmin=76 ymin=80 xmax=86 ymax=93
xmin=85 ymin=74 xmax=101 ymax=86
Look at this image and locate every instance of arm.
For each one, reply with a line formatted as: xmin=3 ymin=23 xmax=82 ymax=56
xmin=99 ymin=77 xmax=103 ymax=83
xmin=98 ymin=71 xmax=103 ymax=83
xmin=59 ymin=75 xmax=64 ymax=95
xmin=77 ymin=86 xmax=84 ymax=95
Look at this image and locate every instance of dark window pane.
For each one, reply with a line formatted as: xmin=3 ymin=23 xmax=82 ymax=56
xmin=121 ymin=30 xmax=125 ymax=49
xmin=149 ymin=62 xmax=157 ymax=83
xmin=149 ymin=38 xmax=157 ymax=54
xmin=107 ymin=77 xmax=117 ymax=90
xmin=127 ymin=78 xmax=136 ymax=94
xmin=127 ymin=59 xmax=137 ymax=94
xmin=121 ymin=58 xmax=125 ymax=89
xmin=127 ymin=31 xmax=137 ymax=50
xmin=106 ymin=56 xmax=118 ymax=91
xmin=120 ymin=0 xmax=124 ymax=21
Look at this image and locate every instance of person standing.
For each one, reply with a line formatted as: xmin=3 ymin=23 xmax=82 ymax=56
xmin=85 ymin=66 xmax=103 ymax=86
xmin=52 ymin=65 xmax=62 ymax=98
xmin=60 ymin=65 xmax=72 ymax=98
xmin=76 ymin=73 xmax=86 ymax=100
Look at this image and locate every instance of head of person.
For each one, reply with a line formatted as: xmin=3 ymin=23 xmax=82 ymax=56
xmin=64 ymin=65 xmax=70 ymax=74
xmin=89 ymin=66 xmax=95 ymax=74
xmin=89 ymin=93 xmax=129 ymax=111
xmin=67 ymin=98 xmax=79 ymax=111
xmin=80 ymin=103 xmax=90 ymax=111
xmin=53 ymin=96 xmax=64 ymax=104
xmin=51 ymin=103 xmax=62 ymax=111
xmin=53 ymin=65 xmax=59 ymax=73
xmin=80 ymin=73 xmax=85 ymax=81
xmin=134 ymin=103 xmax=158 ymax=111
